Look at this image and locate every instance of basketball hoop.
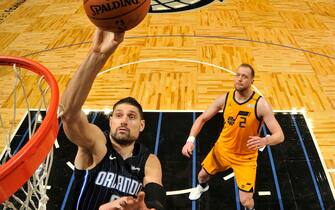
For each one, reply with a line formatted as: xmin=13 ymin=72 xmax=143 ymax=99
xmin=0 ymin=56 xmax=59 ymax=206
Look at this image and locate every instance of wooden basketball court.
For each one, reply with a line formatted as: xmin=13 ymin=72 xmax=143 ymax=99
xmin=1 ymin=0 xmax=335 ymax=208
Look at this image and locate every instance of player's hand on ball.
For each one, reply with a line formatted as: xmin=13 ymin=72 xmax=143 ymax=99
xmin=92 ymin=28 xmax=125 ymax=56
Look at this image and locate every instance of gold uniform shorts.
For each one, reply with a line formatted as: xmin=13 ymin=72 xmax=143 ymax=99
xmin=201 ymin=143 xmax=257 ymax=192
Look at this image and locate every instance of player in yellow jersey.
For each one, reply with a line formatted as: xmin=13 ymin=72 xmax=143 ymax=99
xmin=181 ymin=64 xmax=284 ymax=210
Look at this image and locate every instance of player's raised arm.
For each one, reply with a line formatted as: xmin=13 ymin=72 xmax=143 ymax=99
xmin=61 ymin=29 xmax=124 ymax=150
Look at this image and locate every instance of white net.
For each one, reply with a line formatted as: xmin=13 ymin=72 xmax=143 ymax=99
xmin=0 ymin=62 xmax=59 ymax=210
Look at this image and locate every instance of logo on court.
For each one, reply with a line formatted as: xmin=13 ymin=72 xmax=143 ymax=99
xmin=149 ymin=0 xmax=223 ymax=13
xmin=0 ymin=0 xmax=26 ymax=24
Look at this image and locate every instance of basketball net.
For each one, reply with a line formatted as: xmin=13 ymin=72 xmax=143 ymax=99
xmin=0 ymin=57 xmax=60 ymax=209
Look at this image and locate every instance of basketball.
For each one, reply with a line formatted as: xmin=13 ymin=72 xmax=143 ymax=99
xmin=83 ymin=0 xmax=151 ymax=32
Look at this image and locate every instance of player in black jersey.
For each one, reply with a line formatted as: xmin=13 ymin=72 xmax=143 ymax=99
xmin=61 ymin=29 xmax=165 ymax=210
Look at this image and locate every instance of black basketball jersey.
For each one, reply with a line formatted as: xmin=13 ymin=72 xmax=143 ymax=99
xmin=72 ymin=131 xmax=150 ymax=210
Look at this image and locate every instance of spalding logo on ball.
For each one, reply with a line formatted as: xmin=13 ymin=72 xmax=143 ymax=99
xmin=83 ymin=0 xmax=151 ymax=32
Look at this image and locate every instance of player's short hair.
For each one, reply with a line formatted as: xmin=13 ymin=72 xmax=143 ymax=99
xmin=239 ymin=63 xmax=255 ymax=78
xmin=112 ymin=97 xmax=144 ymax=119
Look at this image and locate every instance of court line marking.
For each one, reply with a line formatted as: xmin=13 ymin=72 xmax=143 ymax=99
xmin=154 ymin=112 xmax=162 ymax=155
xmin=303 ymin=111 xmax=335 ymax=200
xmin=262 ymin=126 xmax=284 ymax=210
xmin=98 ymin=58 xmax=234 ymax=76
xmin=258 ymin=191 xmax=271 ymax=196
xmin=54 ymin=139 xmax=60 ymax=148
xmin=98 ymin=58 xmax=264 ymax=101
xmin=166 ymin=188 xmax=193 ymax=195
xmin=291 ymin=114 xmax=325 ymax=209
xmin=167 ymin=188 xmax=273 ymax=197
xmin=23 ymin=35 xmax=335 ymax=60
xmin=223 ymin=172 xmax=234 ymax=180
xmin=98 ymin=58 xmax=263 ymax=96
xmin=66 ymin=161 xmax=75 ymax=170
xmin=234 ymin=177 xmax=241 ymax=209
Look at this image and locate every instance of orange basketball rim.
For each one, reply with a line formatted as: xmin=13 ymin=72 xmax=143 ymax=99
xmin=0 ymin=56 xmax=59 ymax=203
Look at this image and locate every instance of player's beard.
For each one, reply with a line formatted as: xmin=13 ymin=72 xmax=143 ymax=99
xmin=110 ymin=127 xmax=137 ymax=146
xmin=235 ymin=84 xmax=248 ymax=92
